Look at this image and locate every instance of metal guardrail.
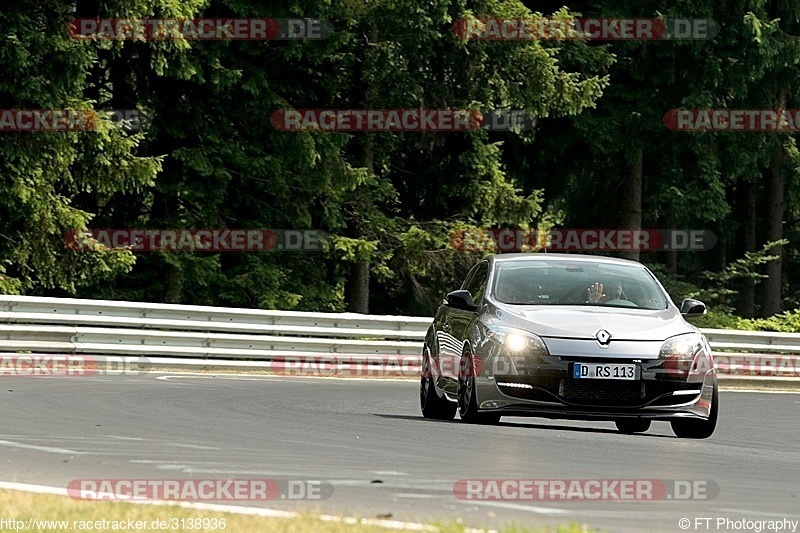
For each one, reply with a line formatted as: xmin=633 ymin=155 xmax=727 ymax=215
xmin=701 ymin=329 xmax=800 ymax=378
xmin=0 ymin=296 xmax=427 ymax=362
xmin=0 ymin=295 xmax=798 ymax=378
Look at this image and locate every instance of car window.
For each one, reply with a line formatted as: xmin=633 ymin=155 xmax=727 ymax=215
xmin=459 ymin=263 xmax=480 ymax=292
xmin=462 ymin=261 xmax=489 ymax=304
xmin=491 ymin=261 xmax=668 ymax=310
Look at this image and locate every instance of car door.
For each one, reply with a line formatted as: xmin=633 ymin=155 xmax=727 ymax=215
xmin=436 ymin=261 xmax=489 ymax=393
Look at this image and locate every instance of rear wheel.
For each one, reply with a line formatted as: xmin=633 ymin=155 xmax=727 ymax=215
xmin=457 ymin=353 xmax=500 ymax=425
xmin=671 ymin=385 xmax=718 ymax=439
xmin=615 ymin=419 xmax=651 ymax=434
xmin=420 ymin=346 xmax=456 ymax=420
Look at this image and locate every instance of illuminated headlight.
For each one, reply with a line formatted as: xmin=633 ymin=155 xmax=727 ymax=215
xmin=659 ymin=333 xmax=704 ymax=359
xmin=658 ymin=333 xmax=712 ymax=380
xmin=505 ymin=333 xmax=529 ymax=352
xmin=487 ymin=326 xmax=549 ymax=356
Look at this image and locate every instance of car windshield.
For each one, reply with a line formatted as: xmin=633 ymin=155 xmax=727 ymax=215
xmin=491 ymin=261 xmax=668 ymax=310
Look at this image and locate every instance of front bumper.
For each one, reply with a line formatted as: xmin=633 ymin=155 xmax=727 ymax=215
xmin=474 ymin=356 xmax=717 ymax=421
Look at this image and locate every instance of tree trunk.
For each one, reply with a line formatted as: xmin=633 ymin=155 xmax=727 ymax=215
xmin=666 ymin=247 xmax=677 ymax=274
xmin=165 ymin=264 xmax=183 ymax=303
xmin=344 ymin=140 xmax=374 ymax=314
xmin=341 ymin=24 xmax=383 ymax=315
xmin=740 ymin=179 xmax=757 ymax=317
xmin=345 ymin=261 xmax=370 ymax=313
xmin=665 ymin=209 xmax=677 ymax=274
xmin=762 ymin=146 xmax=785 ymax=317
xmin=619 ymin=147 xmax=643 ymax=261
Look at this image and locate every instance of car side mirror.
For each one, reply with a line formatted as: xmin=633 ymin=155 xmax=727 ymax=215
xmin=445 ymin=290 xmax=478 ymax=311
xmin=680 ymin=298 xmax=707 ymax=318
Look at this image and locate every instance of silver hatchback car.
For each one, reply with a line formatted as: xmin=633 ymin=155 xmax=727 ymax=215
xmin=420 ymin=254 xmax=718 ymax=438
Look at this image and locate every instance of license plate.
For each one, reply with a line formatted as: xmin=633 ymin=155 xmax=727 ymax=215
xmin=573 ymin=363 xmax=637 ymax=380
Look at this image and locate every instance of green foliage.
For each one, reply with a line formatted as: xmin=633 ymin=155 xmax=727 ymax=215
xmin=693 ymin=309 xmax=800 ymax=333
xmin=1 ymin=0 xmax=800 ymax=321
xmin=647 ymin=241 xmax=787 ymax=316
xmin=747 ymin=309 xmax=800 ymax=332
xmin=49 ymin=0 xmax=610 ymax=310
xmin=0 ymin=0 xmax=161 ymax=294
xmin=690 ymin=311 xmax=754 ymax=331
xmin=697 ymin=240 xmax=787 ymax=312
xmin=375 ymin=220 xmax=486 ymax=315
xmin=644 ymin=263 xmax=702 ymax=306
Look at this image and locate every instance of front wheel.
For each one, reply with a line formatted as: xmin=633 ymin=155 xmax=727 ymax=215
xmin=671 ymin=385 xmax=718 ymax=439
xmin=457 ymin=353 xmax=500 ymax=425
xmin=420 ymin=346 xmax=456 ymax=420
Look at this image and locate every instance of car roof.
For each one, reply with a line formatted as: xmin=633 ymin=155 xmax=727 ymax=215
xmin=487 ymin=253 xmax=645 ymax=267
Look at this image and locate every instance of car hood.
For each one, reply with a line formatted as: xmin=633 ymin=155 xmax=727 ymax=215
xmin=490 ymin=303 xmax=693 ymax=342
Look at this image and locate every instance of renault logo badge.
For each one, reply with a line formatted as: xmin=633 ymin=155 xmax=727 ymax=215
xmin=595 ymin=329 xmax=612 ymax=346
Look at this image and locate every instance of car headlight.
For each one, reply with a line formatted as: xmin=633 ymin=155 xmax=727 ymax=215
xmin=658 ymin=333 xmax=713 ymax=380
xmin=487 ymin=326 xmax=550 ymax=357
xmin=659 ymin=333 xmax=704 ymax=359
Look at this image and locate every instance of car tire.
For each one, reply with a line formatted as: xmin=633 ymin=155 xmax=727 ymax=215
xmin=420 ymin=346 xmax=456 ymax=420
xmin=671 ymin=384 xmax=718 ymax=439
xmin=458 ymin=353 xmax=500 ymax=425
xmin=615 ymin=419 xmax=651 ymax=434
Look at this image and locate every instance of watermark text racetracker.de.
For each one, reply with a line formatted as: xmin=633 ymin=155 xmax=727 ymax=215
xmin=450 ymin=228 xmax=716 ymax=252
xmin=270 ymin=354 xmax=548 ymax=378
xmin=678 ymin=517 xmax=798 ymax=532
xmin=68 ymin=479 xmax=333 ymax=501
xmin=68 ymin=18 xmax=333 ymax=40
xmin=714 ymin=355 xmax=800 ymax=377
xmin=270 ymin=108 xmax=536 ymax=132
xmin=664 ymin=109 xmax=800 ymax=132
xmin=0 ymin=109 xmax=150 ymax=132
xmin=270 ymin=355 xmax=422 ymax=378
xmin=454 ymin=479 xmax=719 ymax=501
xmin=65 ymin=229 xmax=327 ymax=252
xmin=0 ymin=355 xmax=149 ymax=376
xmin=453 ymin=17 xmax=718 ymax=41
xmin=267 ymin=353 xmax=800 ymax=378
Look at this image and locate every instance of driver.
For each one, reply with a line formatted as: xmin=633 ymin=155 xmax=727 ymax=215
xmin=587 ymin=281 xmax=625 ymax=304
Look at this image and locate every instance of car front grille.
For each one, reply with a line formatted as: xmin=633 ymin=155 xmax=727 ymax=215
xmin=559 ymin=378 xmax=646 ymax=406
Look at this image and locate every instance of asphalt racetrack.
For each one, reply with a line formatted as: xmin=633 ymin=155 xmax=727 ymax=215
xmin=0 ymin=373 xmax=798 ymax=532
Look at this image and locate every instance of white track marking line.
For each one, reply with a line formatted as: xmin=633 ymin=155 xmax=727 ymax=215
xmin=0 ymin=480 xmax=496 ymax=533
xmin=0 ymin=440 xmax=87 ymax=455
xmin=713 ymin=507 xmax=800 ymax=518
xmin=721 ymin=389 xmax=800 ymax=394
xmin=466 ymin=500 xmax=572 ymax=515
xmin=153 ymin=374 xmax=410 ymax=383
xmin=162 ymin=443 xmax=219 ymax=450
